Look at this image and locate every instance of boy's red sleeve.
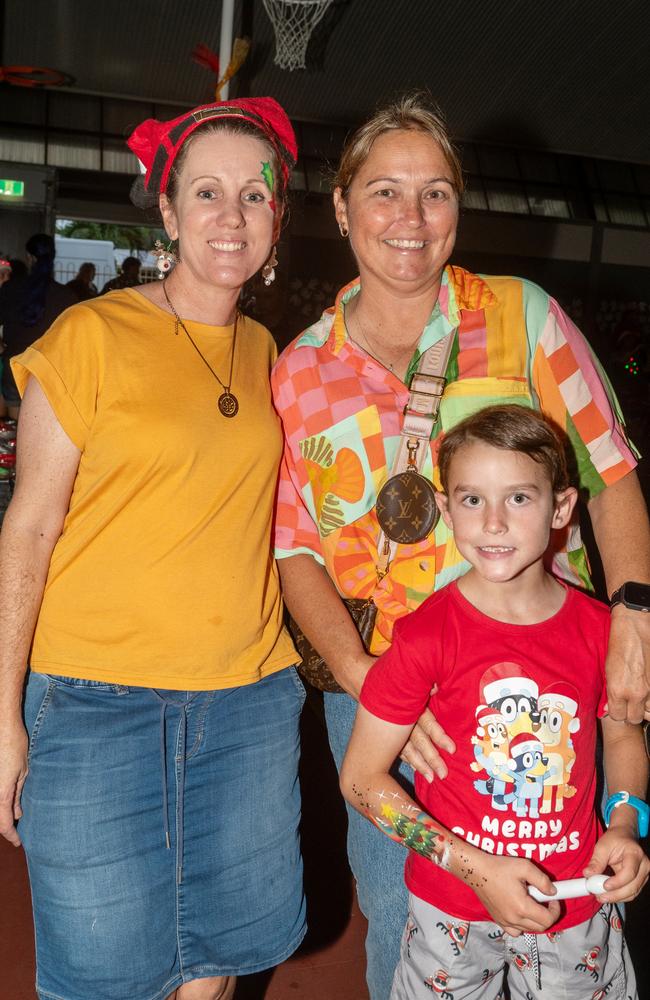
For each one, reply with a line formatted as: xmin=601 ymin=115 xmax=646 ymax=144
xmin=360 ymin=615 xmax=439 ymax=725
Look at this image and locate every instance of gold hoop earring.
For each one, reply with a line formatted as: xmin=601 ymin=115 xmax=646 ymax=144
xmin=339 ymin=223 xmax=349 ymax=238
xmin=262 ymin=246 xmax=278 ymax=286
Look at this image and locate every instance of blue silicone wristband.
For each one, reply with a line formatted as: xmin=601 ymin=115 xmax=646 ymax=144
xmin=604 ymin=792 xmax=649 ymax=838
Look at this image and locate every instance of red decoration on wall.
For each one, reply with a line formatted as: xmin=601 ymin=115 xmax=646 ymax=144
xmin=0 ymin=65 xmax=74 ymax=88
xmin=192 ymin=44 xmax=221 ymax=76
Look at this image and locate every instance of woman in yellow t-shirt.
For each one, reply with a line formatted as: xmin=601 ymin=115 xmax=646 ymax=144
xmin=0 ymin=99 xmax=304 ymax=1000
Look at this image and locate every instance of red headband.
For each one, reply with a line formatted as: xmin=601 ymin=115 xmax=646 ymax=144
xmin=127 ymin=97 xmax=297 ymax=196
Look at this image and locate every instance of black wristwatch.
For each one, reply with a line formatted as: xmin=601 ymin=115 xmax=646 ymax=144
xmin=609 ymin=581 xmax=650 ymax=612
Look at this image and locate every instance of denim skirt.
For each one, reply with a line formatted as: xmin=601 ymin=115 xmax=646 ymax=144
xmin=20 ymin=667 xmax=306 ymax=1000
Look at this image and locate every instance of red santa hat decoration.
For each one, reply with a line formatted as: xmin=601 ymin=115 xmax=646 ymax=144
xmin=480 ymin=662 xmax=539 ymax=706
xmin=539 ymin=681 xmax=580 ymax=733
xmin=474 ymin=704 xmax=504 ymax=736
xmin=508 ymin=731 xmax=544 ymax=761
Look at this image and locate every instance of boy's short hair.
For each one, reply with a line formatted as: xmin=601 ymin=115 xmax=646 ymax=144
xmin=438 ymin=405 xmax=570 ymax=494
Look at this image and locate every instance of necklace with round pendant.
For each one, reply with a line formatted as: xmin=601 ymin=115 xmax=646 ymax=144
xmin=163 ymin=282 xmax=239 ymax=417
xmin=218 ymin=391 xmax=239 ymax=417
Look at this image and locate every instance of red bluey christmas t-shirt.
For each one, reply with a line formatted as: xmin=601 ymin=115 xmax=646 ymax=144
xmin=360 ymin=581 xmax=609 ymax=930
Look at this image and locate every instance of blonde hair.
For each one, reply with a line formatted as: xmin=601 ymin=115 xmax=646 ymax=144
xmin=334 ymin=92 xmax=464 ymax=198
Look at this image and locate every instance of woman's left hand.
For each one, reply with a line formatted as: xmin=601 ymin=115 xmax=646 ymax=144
xmin=587 ymin=471 xmax=650 ymax=723
xmin=400 ymin=706 xmax=456 ymax=781
xmin=605 ymin=605 xmax=650 ymax=723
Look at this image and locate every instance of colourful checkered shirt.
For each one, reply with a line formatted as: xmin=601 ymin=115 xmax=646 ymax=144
xmin=272 ymin=266 xmax=638 ymax=653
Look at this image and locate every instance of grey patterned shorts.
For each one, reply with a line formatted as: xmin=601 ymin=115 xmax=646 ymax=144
xmin=390 ymin=893 xmax=637 ymax=1000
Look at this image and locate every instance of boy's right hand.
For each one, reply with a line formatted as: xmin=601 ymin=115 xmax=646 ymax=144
xmin=467 ymin=851 xmax=561 ymax=936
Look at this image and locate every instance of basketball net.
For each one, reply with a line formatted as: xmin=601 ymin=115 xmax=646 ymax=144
xmin=262 ymin=0 xmax=334 ymax=71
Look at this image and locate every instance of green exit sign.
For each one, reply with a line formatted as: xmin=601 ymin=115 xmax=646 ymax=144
xmin=0 ymin=179 xmax=25 ymax=198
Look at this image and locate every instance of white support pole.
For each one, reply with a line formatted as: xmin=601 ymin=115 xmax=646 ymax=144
xmin=219 ymin=0 xmax=236 ymax=100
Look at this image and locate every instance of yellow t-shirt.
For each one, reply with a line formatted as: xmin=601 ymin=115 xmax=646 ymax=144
xmin=12 ymin=288 xmax=296 ymax=689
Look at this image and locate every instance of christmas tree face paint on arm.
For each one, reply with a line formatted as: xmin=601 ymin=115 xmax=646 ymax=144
xmin=378 ymin=804 xmax=452 ymax=869
xmin=350 ymin=784 xmax=452 ymax=870
xmin=261 ymin=160 xmax=276 ymax=214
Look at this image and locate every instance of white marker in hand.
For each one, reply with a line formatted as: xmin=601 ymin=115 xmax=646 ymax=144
xmin=528 ymin=875 xmax=608 ymax=902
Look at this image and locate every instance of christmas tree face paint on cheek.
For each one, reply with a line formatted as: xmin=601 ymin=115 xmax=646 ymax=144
xmin=261 ymin=160 xmax=276 ymax=214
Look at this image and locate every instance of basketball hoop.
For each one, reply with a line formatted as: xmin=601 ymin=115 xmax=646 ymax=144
xmin=262 ymin=0 xmax=334 ymax=71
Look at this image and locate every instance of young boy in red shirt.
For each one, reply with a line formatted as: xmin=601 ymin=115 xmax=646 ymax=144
xmin=341 ymin=404 xmax=649 ymax=1000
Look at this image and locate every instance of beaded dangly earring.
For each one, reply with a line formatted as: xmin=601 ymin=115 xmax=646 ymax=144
xmin=262 ymin=246 xmax=278 ymax=286
xmin=152 ymin=239 xmax=178 ymax=279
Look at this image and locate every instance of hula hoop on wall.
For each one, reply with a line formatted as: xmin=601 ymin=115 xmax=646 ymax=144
xmin=0 ymin=65 xmax=75 ymax=88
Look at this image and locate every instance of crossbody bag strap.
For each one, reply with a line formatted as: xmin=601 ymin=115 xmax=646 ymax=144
xmin=376 ymin=330 xmax=455 ymax=578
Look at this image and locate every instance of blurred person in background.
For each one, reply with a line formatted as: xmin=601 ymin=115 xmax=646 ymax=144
xmin=0 ymin=234 xmax=76 ymax=419
xmin=101 ymin=254 xmax=142 ymax=293
xmin=0 ymin=259 xmax=10 ymax=416
xmin=66 ymin=261 xmax=98 ymax=301
xmin=6 ymin=258 xmax=28 ymax=282
xmin=0 ymin=258 xmax=11 ymax=288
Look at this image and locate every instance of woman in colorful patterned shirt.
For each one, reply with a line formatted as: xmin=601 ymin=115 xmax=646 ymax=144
xmin=272 ymin=93 xmax=650 ymax=1000
xmin=0 ymin=98 xmax=305 ymax=1000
